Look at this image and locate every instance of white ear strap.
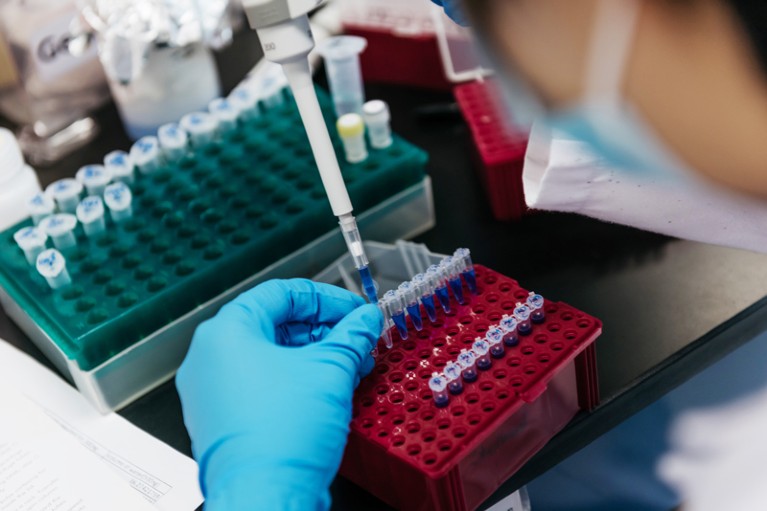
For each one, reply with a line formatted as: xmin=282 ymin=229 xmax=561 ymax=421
xmin=584 ymin=0 xmax=643 ymax=102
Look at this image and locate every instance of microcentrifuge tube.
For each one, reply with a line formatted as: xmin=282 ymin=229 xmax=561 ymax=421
xmin=473 ymin=338 xmax=492 ymax=370
xmin=228 ymin=86 xmax=259 ymax=120
xmin=412 ymin=273 xmax=438 ymax=323
xmin=377 ymin=292 xmax=393 ymax=349
xmin=429 ymin=373 xmax=450 ymax=408
xmin=180 ymin=112 xmax=218 ymax=146
xmin=75 ymin=164 xmax=112 ymax=197
xmin=336 ymin=113 xmax=368 ymax=164
xmin=130 ymin=136 xmax=162 ymax=174
xmin=444 ymin=362 xmax=464 ymax=395
xmin=384 ymin=289 xmax=408 ymax=340
xmin=527 ymin=292 xmax=546 ymax=323
xmin=208 ymin=97 xmax=239 ymax=132
xmin=426 ymin=264 xmax=451 ymax=314
xmin=46 ymin=178 xmax=83 ymax=214
xmin=398 ymin=281 xmax=423 ymax=331
xmin=103 ymin=182 xmax=133 ymax=222
xmin=36 ymin=248 xmax=71 ymax=290
xmin=362 ymin=100 xmax=392 ymax=149
xmin=500 ymin=314 xmax=519 ymax=347
xmin=158 ymin=123 xmax=189 ymax=161
xmin=441 ymin=256 xmax=466 ymax=305
xmin=514 ymin=303 xmax=533 ymax=335
xmin=76 ymin=196 xmax=106 ymax=238
xmin=27 ymin=192 xmax=55 ymax=225
xmin=316 ymin=36 xmax=368 ymax=117
xmin=14 ymin=226 xmax=48 ymax=265
xmin=457 ymin=349 xmax=478 ymax=383
xmin=454 ymin=248 xmax=478 ymax=294
xmin=39 ymin=214 xmax=78 ymax=251
xmin=486 ymin=326 xmax=505 ymax=358
xmin=104 ymin=150 xmax=135 ymax=185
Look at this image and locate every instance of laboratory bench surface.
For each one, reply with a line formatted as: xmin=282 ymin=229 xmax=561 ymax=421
xmin=5 ymin=30 xmax=767 ymax=511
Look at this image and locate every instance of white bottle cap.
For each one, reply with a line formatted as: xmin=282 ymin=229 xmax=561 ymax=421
xmin=180 ymin=112 xmax=218 ymax=145
xmin=104 ymin=182 xmax=133 ymax=212
xmin=14 ymin=226 xmax=47 ymax=251
xmin=39 ymin=213 xmax=77 ymax=237
xmin=46 ymin=178 xmax=83 ymax=213
xmin=76 ymin=196 xmax=105 ymax=224
xmin=130 ymin=136 xmax=162 ymax=173
xmin=27 ymin=193 xmax=55 ymax=224
xmin=0 ymin=127 xmax=24 ymax=184
xmin=76 ymin=164 xmax=112 ymax=196
xmin=158 ymin=123 xmax=189 ymax=159
xmin=104 ymin=150 xmax=135 ymax=183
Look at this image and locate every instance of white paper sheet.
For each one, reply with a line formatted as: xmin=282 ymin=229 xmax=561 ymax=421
xmin=0 ymin=340 xmax=203 ymax=511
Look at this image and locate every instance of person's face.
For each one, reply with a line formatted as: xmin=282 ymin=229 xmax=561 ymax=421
xmin=466 ymin=0 xmax=767 ymax=196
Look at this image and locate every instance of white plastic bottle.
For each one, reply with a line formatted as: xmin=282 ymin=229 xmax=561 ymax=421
xmin=0 ymin=128 xmax=43 ymax=231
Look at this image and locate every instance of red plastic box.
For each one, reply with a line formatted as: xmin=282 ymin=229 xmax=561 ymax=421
xmin=339 ymin=265 xmax=601 ymax=511
xmin=454 ymin=80 xmax=531 ymax=221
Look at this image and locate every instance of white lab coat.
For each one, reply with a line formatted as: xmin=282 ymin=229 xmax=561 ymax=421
xmin=522 ymin=124 xmax=767 ymax=511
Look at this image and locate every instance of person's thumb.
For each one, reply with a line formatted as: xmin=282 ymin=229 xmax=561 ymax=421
xmin=320 ymin=303 xmax=383 ymax=380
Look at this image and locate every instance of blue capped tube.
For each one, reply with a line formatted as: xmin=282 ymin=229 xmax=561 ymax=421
xmin=39 ymin=214 xmax=77 ymax=250
xmin=228 ymin=86 xmax=259 ymax=120
xmin=384 ymin=289 xmax=408 ymax=341
xmin=158 ymin=123 xmax=189 ymax=162
xmin=46 ymin=178 xmax=83 ymax=214
xmin=441 ymin=256 xmax=466 ymax=305
xmin=444 ymin=362 xmax=464 ymax=394
xmin=514 ymin=302 xmax=533 ymax=335
xmin=527 ymin=292 xmax=546 ymax=323
xmin=14 ymin=226 xmax=48 ymax=265
xmin=377 ymin=292 xmax=393 ymax=349
xmin=130 ymin=136 xmax=162 ymax=174
xmin=473 ymin=338 xmax=492 ymax=370
xmin=426 ymin=264 xmax=451 ymax=314
xmin=36 ymin=249 xmax=71 ymax=290
xmin=486 ymin=326 xmax=505 ymax=358
xmin=457 ymin=349 xmax=478 ymax=382
xmin=412 ymin=273 xmax=438 ymax=323
xmin=500 ymin=314 xmax=519 ymax=346
xmin=398 ymin=281 xmax=423 ymax=331
xmin=180 ymin=112 xmax=218 ymax=146
xmin=454 ymin=248 xmax=478 ymax=294
xmin=429 ymin=373 xmax=449 ymax=408
xmin=76 ymin=197 xmax=106 ymax=238
xmin=75 ymin=164 xmax=112 ymax=197
xmin=27 ymin=193 xmax=55 ymax=225
xmin=208 ymin=97 xmax=240 ymax=132
xmin=104 ymin=150 xmax=135 ymax=185
xmin=103 ymin=182 xmax=133 ymax=222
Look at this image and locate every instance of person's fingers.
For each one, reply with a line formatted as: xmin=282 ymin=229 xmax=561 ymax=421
xmin=215 ymin=279 xmax=366 ymax=339
xmin=318 ymin=304 xmax=383 ymax=379
xmin=277 ymin=322 xmax=335 ymax=346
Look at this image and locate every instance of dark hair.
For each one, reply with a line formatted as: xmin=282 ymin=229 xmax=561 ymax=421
xmin=726 ymin=1 xmax=767 ymax=73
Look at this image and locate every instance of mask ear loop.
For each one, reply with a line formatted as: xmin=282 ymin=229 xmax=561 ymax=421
xmin=583 ymin=0 xmax=643 ymax=103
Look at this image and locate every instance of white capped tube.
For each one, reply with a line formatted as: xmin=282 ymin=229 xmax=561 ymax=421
xmin=76 ymin=196 xmax=106 ymax=237
xmin=27 ymin=192 xmax=55 ymax=225
xmin=158 ymin=123 xmax=189 ymax=161
xmin=76 ymin=164 xmax=112 ymax=197
xmin=130 ymin=136 xmax=162 ymax=174
xmin=362 ymin=100 xmax=392 ymax=149
xmin=180 ymin=112 xmax=218 ymax=146
xmin=104 ymin=150 xmax=135 ymax=184
xmin=337 ymin=113 xmax=368 ymax=164
xmin=316 ymin=36 xmax=368 ymax=117
xmin=228 ymin=86 xmax=259 ymax=120
xmin=14 ymin=226 xmax=48 ymax=265
xmin=36 ymin=248 xmax=71 ymax=290
xmin=46 ymin=178 xmax=83 ymax=214
xmin=208 ymin=98 xmax=240 ymax=132
xmin=39 ymin=214 xmax=78 ymax=250
xmin=104 ymin=182 xmax=133 ymax=222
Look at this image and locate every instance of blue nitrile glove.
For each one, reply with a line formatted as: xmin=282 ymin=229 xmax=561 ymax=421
xmin=431 ymin=0 xmax=469 ymax=26
xmin=176 ymin=279 xmax=383 ymax=510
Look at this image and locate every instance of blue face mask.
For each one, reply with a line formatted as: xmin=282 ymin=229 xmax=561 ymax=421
xmin=490 ymin=0 xmax=694 ymax=182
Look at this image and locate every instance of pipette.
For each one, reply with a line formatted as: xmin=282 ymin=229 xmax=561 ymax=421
xmin=240 ymin=1 xmax=379 ymax=304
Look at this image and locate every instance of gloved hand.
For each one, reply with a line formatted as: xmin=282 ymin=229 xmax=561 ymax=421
xmin=176 ymin=279 xmax=383 ymax=510
xmin=431 ymin=0 xmax=469 ymax=26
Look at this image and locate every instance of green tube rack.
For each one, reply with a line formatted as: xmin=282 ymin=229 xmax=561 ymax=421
xmin=0 ymin=87 xmax=431 ymax=411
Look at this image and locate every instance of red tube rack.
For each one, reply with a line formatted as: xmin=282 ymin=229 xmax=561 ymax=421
xmin=454 ymin=80 xmax=530 ymax=221
xmin=339 ymin=265 xmax=601 ymax=511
